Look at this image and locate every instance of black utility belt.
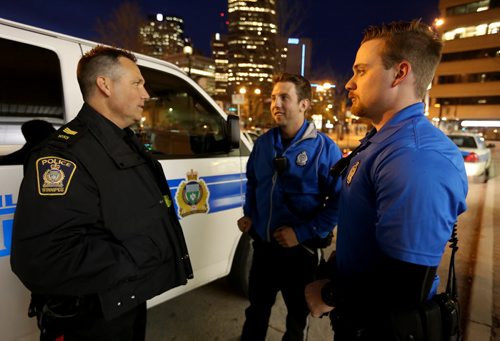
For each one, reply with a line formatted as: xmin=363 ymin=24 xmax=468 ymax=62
xmin=332 ymin=293 xmax=460 ymax=341
xmin=302 ymin=231 xmax=333 ymax=249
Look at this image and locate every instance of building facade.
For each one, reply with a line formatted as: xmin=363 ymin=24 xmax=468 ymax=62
xmin=283 ymin=37 xmax=312 ymax=79
xmin=429 ymin=0 xmax=500 ymax=126
xmin=227 ymin=0 xmax=278 ymax=96
xmin=212 ymin=33 xmax=229 ymax=101
xmin=140 ymin=14 xmax=185 ymax=57
xmin=163 ymin=53 xmax=216 ymax=95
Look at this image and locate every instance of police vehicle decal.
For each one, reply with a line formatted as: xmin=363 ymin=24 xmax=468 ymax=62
xmin=169 ymin=172 xmax=246 ymax=218
xmin=0 ymin=194 xmax=16 ymax=258
xmin=175 ymin=169 xmax=210 ymax=217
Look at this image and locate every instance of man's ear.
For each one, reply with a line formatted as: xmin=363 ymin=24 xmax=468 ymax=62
xmin=96 ymin=76 xmax=111 ymax=96
xmin=392 ymin=61 xmax=411 ymax=87
xmin=300 ymin=98 xmax=311 ymax=113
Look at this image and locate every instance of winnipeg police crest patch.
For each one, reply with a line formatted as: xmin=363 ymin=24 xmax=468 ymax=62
xmin=296 ymin=151 xmax=308 ymax=166
xmin=175 ymin=169 xmax=210 ymax=217
xmin=36 ymin=156 xmax=77 ymax=195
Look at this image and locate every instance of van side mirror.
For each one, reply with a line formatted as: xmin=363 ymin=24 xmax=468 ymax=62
xmin=227 ymin=114 xmax=240 ymax=150
xmin=487 ymin=143 xmax=495 ymax=148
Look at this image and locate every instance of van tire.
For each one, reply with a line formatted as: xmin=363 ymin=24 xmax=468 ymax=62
xmin=228 ymin=232 xmax=253 ymax=298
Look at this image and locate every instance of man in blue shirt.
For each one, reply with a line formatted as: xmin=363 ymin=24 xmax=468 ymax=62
xmin=237 ymin=73 xmax=342 ymax=341
xmin=305 ymin=20 xmax=468 ymax=340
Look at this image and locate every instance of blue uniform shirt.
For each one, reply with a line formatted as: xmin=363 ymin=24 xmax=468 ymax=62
xmin=336 ymin=103 xmax=468 ymax=289
xmin=244 ymin=121 xmax=342 ymax=243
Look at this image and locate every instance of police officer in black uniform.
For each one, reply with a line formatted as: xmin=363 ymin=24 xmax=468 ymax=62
xmin=10 ymin=46 xmax=193 ymax=341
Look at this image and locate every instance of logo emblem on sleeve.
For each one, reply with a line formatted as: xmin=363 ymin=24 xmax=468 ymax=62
xmin=346 ymin=161 xmax=360 ymax=185
xmin=36 ymin=157 xmax=77 ymax=195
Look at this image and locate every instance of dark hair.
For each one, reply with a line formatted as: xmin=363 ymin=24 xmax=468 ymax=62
xmin=361 ymin=19 xmax=443 ymax=99
xmin=272 ymin=72 xmax=312 ymax=102
xmin=77 ymin=45 xmax=137 ymax=100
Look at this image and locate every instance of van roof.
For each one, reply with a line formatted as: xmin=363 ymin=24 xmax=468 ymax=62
xmin=0 ymin=17 xmax=186 ymax=75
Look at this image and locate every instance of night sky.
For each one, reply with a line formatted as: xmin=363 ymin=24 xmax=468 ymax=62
xmin=0 ymin=0 xmax=440 ymax=79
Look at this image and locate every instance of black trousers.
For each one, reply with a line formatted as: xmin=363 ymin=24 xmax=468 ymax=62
xmin=40 ymin=299 xmax=147 ymax=341
xmin=241 ymin=241 xmax=318 ymax=341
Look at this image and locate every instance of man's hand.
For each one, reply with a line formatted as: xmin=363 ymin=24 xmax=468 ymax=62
xmin=305 ymin=279 xmax=334 ymax=318
xmin=273 ymin=226 xmax=299 ymax=248
xmin=237 ymin=216 xmax=252 ymax=233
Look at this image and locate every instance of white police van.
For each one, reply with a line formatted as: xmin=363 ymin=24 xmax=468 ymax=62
xmin=0 ymin=18 xmax=253 ymax=340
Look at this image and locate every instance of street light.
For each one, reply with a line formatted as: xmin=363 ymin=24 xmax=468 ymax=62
xmin=434 ymin=18 xmax=444 ymax=27
xmin=183 ymin=44 xmax=193 ymax=78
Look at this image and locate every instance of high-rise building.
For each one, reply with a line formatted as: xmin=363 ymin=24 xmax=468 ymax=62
xmin=163 ymin=53 xmax=217 ymax=95
xmin=429 ymin=0 xmax=500 ymax=129
xmin=283 ymin=37 xmax=312 ymax=79
xmin=140 ymin=14 xmax=185 ymax=57
xmin=212 ymin=33 xmax=229 ymax=100
xmin=227 ymin=0 xmax=278 ymax=96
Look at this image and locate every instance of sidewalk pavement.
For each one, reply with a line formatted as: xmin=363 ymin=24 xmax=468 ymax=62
xmin=465 ymin=143 xmax=498 ymax=341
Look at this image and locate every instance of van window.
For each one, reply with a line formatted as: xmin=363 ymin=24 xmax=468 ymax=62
xmin=0 ymin=38 xmax=63 ymax=152
xmin=137 ymin=66 xmax=228 ymax=158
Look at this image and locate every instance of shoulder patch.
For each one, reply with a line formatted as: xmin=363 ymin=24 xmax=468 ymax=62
xmin=36 ymin=156 xmax=77 ymax=196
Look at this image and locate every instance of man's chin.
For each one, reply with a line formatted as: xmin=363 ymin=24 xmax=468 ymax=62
xmin=350 ymin=106 xmax=364 ymax=117
xmin=273 ymin=117 xmax=285 ymax=125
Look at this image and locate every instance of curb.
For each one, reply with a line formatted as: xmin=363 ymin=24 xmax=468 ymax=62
xmin=465 ymin=176 xmax=495 ymax=340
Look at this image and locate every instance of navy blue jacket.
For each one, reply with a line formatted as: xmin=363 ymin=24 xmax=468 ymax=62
xmin=244 ymin=121 xmax=342 ymax=243
xmin=11 ymin=104 xmax=192 ymax=320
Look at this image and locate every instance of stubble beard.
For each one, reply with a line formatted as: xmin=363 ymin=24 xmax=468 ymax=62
xmin=350 ymin=101 xmax=366 ymax=118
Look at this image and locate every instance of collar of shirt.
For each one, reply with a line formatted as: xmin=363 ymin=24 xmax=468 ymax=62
xmin=369 ymin=102 xmax=425 ymax=144
xmin=273 ymin=120 xmax=308 ymax=154
xmin=78 ymin=104 xmax=146 ymax=168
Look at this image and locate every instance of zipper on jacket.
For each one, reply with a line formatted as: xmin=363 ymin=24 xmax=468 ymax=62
xmin=266 ymin=171 xmax=278 ymax=242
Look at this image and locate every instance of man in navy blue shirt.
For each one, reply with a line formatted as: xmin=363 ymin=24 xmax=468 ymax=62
xmin=305 ymin=20 xmax=468 ymax=340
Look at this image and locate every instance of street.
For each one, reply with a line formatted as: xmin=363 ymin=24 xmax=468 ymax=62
xmin=146 ymin=142 xmax=499 ymax=341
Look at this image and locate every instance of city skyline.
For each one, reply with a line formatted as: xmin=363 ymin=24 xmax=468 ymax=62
xmin=1 ymin=0 xmax=439 ymax=78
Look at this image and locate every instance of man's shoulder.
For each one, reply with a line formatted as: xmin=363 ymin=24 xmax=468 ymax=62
xmin=53 ymin=119 xmax=89 ymax=146
xmin=25 ymin=117 xmax=89 ymax=166
xmin=253 ymin=128 xmax=275 ymax=146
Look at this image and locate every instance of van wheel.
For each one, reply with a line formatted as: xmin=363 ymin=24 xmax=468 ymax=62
xmin=228 ymin=232 xmax=253 ymax=298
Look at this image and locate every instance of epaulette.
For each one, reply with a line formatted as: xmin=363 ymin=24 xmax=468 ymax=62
xmin=48 ymin=119 xmax=88 ymax=149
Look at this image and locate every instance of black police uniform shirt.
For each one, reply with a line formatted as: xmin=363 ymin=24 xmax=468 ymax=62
xmin=10 ymin=103 xmax=192 ymax=320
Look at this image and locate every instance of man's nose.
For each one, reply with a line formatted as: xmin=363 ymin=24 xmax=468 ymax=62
xmin=345 ymin=77 xmax=355 ymax=91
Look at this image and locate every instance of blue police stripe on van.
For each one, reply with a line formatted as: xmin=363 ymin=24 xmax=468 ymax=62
xmin=0 ymin=194 xmax=16 ymax=258
xmin=0 ymin=173 xmax=248 ymax=257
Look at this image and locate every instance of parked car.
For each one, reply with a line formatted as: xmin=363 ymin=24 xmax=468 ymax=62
xmin=242 ymin=130 xmax=260 ymax=145
xmin=447 ymin=132 xmax=492 ymax=182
